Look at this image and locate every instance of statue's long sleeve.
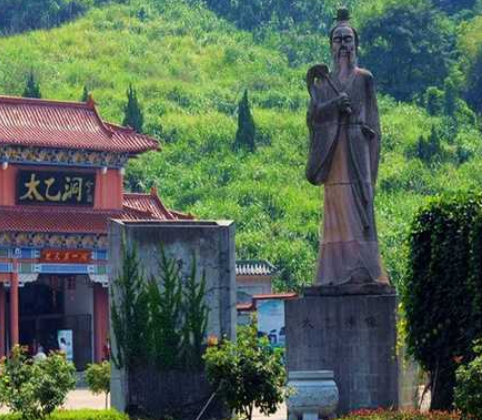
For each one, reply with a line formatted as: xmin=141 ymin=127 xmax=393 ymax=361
xmin=365 ymin=74 xmax=381 ymax=186
xmin=305 ymin=87 xmax=340 ymax=186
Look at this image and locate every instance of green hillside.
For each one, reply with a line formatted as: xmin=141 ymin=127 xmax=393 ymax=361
xmin=1 ymin=0 xmax=481 ymax=290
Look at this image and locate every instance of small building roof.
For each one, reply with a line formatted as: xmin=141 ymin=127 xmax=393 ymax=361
xmin=123 ymin=187 xmax=193 ymax=221
xmin=236 ymin=293 xmax=298 ymax=312
xmin=236 ymin=260 xmax=278 ymax=276
xmin=0 ymin=190 xmax=193 ymax=235
xmin=0 ymin=96 xmax=158 ymax=154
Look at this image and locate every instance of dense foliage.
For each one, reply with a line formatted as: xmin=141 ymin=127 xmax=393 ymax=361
xmin=359 ymin=0 xmax=455 ymax=101
xmin=111 ymin=245 xmax=209 ymax=371
xmin=0 ymin=346 xmax=76 ymax=420
xmin=0 ymin=0 xmax=90 ymax=34
xmin=454 ymin=340 xmax=482 ymax=419
xmin=0 ymin=0 xmax=481 ymax=291
xmin=403 ymin=194 xmax=482 ymax=410
xmin=204 ymin=322 xmax=286 ymax=420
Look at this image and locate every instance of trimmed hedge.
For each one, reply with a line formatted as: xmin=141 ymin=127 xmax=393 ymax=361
xmin=403 ymin=193 xmax=482 ymax=410
xmin=338 ymin=409 xmax=461 ymax=419
xmin=0 ymin=410 xmax=128 ymax=420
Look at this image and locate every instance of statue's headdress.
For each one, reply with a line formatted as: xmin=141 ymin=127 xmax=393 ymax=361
xmin=329 ymin=8 xmax=359 ymax=48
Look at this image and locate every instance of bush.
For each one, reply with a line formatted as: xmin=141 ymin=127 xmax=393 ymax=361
xmin=0 ymin=409 xmax=128 ymax=420
xmin=0 ymin=346 xmax=76 ymax=420
xmin=111 ymin=245 xmax=209 ymax=372
xmin=203 ymin=322 xmax=286 ymax=420
xmin=85 ymin=361 xmax=111 ymax=409
xmin=403 ymin=193 xmax=482 ymax=410
xmin=338 ymin=409 xmax=460 ymax=419
xmin=454 ymin=340 xmax=482 ymax=419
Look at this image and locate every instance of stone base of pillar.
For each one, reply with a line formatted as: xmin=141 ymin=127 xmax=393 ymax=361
xmin=285 ymin=289 xmax=418 ymax=416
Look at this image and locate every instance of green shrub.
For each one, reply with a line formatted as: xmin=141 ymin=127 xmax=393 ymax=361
xmin=203 ymin=322 xmax=286 ymax=420
xmin=403 ymin=193 xmax=482 ymax=410
xmin=0 ymin=346 xmax=76 ymax=420
xmin=85 ymin=361 xmax=111 ymax=409
xmin=0 ymin=409 xmax=129 ymax=420
xmin=111 ymin=245 xmax=209 ymax=372
xmin=338 ymin=408 xmax=460 ymax=419
xmin=455 ymin=339 xmax=482 ymax=419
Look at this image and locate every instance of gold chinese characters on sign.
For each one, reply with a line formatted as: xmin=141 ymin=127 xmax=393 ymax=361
xmin=17 ymin=170 xmax=95 ymax=206
xmin=40 ymin=249 xmax=92 ymax=264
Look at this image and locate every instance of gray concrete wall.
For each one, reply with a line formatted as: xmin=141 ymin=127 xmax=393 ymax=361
xmin=285 ymin=293 xmax=418 ymax=415
xmin=108 ymin=220 xmax=236 ymax=414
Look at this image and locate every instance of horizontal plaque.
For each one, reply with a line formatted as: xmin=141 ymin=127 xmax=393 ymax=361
xmin=40 ymin=249 xmax=92 ymax=264
xmin=17 ymin=170 xmax=95 ymax=206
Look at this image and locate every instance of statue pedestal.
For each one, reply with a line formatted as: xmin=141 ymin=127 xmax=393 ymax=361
xmin=285 ymin=286 xmax=418 ymax=415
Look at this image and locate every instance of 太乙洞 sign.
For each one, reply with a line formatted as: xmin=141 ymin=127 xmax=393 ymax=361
xmin=17 ymin=170 xmax=95 ymax=206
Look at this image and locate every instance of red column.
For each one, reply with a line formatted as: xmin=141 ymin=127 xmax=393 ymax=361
xmin=9 ymin=272 xmax=19 ymax=347
xmin=0 ymin=285 xmax=5 ymax=358
xmin=93 ymin=284 xmax=109 ymax=362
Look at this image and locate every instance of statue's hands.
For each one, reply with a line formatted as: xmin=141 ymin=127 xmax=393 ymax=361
xmin=336 ymin=92 xmax=352 ymax=115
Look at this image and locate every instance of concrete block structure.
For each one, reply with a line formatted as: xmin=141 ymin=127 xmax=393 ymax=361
xmin=108 ymin=219 xmax=236 ymax=414
xmin=286 ymin=289 xmax=418 ymax=415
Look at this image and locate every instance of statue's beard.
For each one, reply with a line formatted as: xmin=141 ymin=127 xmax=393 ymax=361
xmin=333 ymin=49 xmax=357 ymax=73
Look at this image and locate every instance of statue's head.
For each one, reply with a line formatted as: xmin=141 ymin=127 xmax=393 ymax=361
xmin=330 ymin=8 xmax=358 ymax=66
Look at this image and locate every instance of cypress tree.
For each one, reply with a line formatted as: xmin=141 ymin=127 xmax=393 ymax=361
xmin=234 ymin=89 xmax=256 ymax=152
xmin=122 ymin=84 xmax=144 ymax=133
xmin=23 ymin=71 xmax=41 ymax=98
xmin=81 ymin=85 xmax=89 ymax=102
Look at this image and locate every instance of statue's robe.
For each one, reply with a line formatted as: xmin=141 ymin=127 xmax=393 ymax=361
xmin=306 ymin=67 xmax=388 ymax=286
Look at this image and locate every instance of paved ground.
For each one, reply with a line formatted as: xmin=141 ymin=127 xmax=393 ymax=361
xmin=65 ymin=389 xmax=287 ymax=419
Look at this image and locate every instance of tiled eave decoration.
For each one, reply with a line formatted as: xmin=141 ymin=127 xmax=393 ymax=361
xmin=0 ymin=145 xmax=130 ymax=168
xmin=0 ymin=232 xmax=108 ymax=250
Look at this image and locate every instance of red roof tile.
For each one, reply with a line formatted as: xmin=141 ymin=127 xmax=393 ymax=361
xmin=253 ymin=293 xmax=298 ymax=301
xmin=0 ymin=206 xmax=116 ymax=234
xmin=122 ymin=188 xmax=194 ymax=221
xmin=0 ymin=96 xmax=159 ymax=153
xmin=0 ymin=191 xmax=193 ymax=235
xmin=236 ymin=303 xmax=255 ymax=312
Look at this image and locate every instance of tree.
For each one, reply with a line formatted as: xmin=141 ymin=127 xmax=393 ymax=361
xmin=360 ymin=0 xmax=455 ymax=101
xmin=147 ymin=249 xmax=183 ymax=370
xmin=81 ymin=85 xmax=89 ymax=102
xmin=85 ymin=361 xmax=111 ymax=409
xmin=424 ymin=87 xmax=444 ymax=116
xmin=432 ymin=0 xmax=477 ymax=14
xmin=415 ymin=126 xmax=442 ymax=164
xmin=0 ymin=346 xmax=76 ymax=420
xmin=110 ymin=244 xmax=150 ymax=370
xmin=465 ymin=46 xmax=482 ymax=115
xmin=0 ymin=0 xmax=89 ymax=35
xmin=182 ymin=254 xmax=209 ymax=368
xmin=234 ymin=90 xmax=256 ymax=152
xmin=204 ymin=322 xmax=286 ymax=420
xmin=403 ymin=194 xmax=482 ymax=410
xmin=122 ymin=84 xmax=144 ymax=133
xmin=23 ymin=71 xmax=41 ymax=98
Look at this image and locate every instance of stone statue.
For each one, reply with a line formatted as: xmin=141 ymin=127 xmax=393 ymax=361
xmin=306 ymin=8 xmax=389 ymax=287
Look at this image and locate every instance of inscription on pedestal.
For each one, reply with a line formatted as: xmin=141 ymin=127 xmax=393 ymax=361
xmin=285 ymin=293 xmax=415 ymax=415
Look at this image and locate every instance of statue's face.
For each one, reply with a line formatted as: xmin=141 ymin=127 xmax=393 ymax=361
xmin=331 ymin=25 xmax=356 ymax=63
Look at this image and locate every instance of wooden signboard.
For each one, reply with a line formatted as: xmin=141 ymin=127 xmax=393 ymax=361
xmin=17 ymin=170 xmax=95 ymax=206
xmin=40 ymin=250 xmax=92 ymax=264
